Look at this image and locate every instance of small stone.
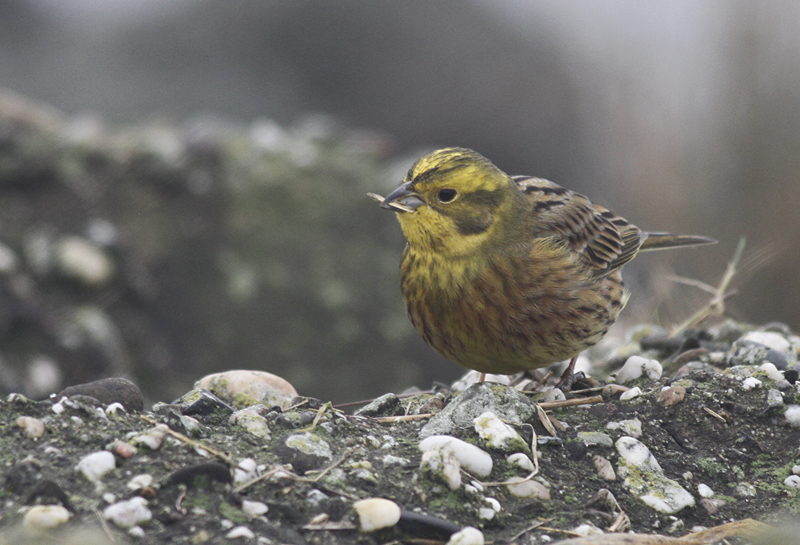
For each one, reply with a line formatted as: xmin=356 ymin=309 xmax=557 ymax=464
xmin=127 ymin=474 xmax=154 ymax=490
xmin=419 ymin=382 xmax=537 ymax=439
xmin=784 ymin=475 xmax=800 ymax=488
xmin=131 ymin=424 xmax=169 ymax=450
xmin=419 ymin=435 xmax=493 ymax=477
xmin=420 ymin=444 xmax=462 ymax=490
xmin=656 ymin=386 xmax=686 ymax=406
xmin=742 ymin=331 xmax=791 ymax=355
xmin=700 ymin=498 xmax=724 ymax=515
xmin=447 ymin=526 xmax=484 ymax=545
xmin=592 ymin=455 xmax=616 ymax=481
xmin=606 ymin=419 xmax=643 ymax=438
xmin=56 ymin=235 xmax=115 ymax=286
xmin=697 ymin=483 xmax=714 ymax=498
xmin=615 ymin=436 xmax=694 ymax=514
xmin=541 ymin=387 xmax=566 ymax=402
xmin=234 ymin=458 xmax=260 ymax=485
xmin=354 ymin=393 xmax=403 ymax=417
xmin=242 ymin=500 xmax=269 ymax=517
xmin=353 ymin=498 xmax=401 ymax=532
xmin=229 ymin=407 xmax=271 ymax=439
xmin=478 ymin=497 xmax=501 ymax=520
xmin=474 ymin=411 xmax=528 ymax=452
xmin=766 ymin=389 xmax=784 ymax=408
xmin=573 ymin=523 xmax=604 ymax=537
xmin=733 ymin=482 xmax=757 ymax=498
xmin=194 ymin=370 xmax=298 ymax=410
xmin=615 ymin=356 xmax=662 ymax=384
xmin=23 ymin=505 xmax=71 ymax=529
xmin=619 ymin=387 xmax=642 ymax=401
xmin=17 ymin=416 xmax=45 ymax=439
xmin=114 ymin=441 xmax=136 ymax=458
xmin=276 ymin=432 xmax=332 ymax=475
xmin=76 ymin=450 xmax=116 ymax=483
xmin=171 ymin=388 xmax=235 ymax=416
xmin=760 ymin=362 xmax=786 ymax=382
xmin=507 ymin=453 xmax=535 ymax=472
xmin=103 ymin=497 xmax=152 ymax=528
xmin=786 ymin=405 xmax=800 ymax=427
xmin=505 ymin=477 xmax=550 ymax=500
xmin=793 ymin=465 xmax=800 ymax=476
xmin=225 ymin=526 xmax=255 ymax=539
xmin=58 ymin=377 xmax=143 ymax=412
xmin=577 ymin=432 xmax=613 ymax=448
xmin=742 ymin=377 xmax=762 ymax=391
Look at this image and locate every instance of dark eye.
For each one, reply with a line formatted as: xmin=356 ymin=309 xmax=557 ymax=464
xmin=437 ymin=188 xmax=457 ymax=203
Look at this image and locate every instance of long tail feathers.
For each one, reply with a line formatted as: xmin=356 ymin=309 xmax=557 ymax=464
xmin=640 ymin=232 xmax=717 ymax=251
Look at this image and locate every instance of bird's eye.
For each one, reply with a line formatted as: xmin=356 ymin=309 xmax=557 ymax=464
xmin=437 ymin=189 xmax=457 ymax=203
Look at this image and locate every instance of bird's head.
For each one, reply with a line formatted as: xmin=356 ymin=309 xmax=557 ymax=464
xmin=381 ymin=148 xmax=524 ymax=256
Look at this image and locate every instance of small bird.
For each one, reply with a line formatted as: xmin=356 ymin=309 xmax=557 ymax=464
xmin=374 ymin=147 xmax=716 ymax=389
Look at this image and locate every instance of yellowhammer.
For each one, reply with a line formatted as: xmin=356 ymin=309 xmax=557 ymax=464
xmin=371 ymin=147 xmax=716 ymax=389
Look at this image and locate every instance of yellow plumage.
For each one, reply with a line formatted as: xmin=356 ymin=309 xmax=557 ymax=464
xmin=377 ymin=147 xmax=715 ymax=386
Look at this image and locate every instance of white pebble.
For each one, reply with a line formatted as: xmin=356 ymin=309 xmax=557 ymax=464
xmin=616 ymin=437 xmax=695 ymax=514
xmin=573 ymin=523 xmax=604 ymax=537
xmin=541 ymin=387 xmax=566 ymax=402
xmin=419 ymin=435 xmax=492 ymax=477
xmin=505 ymin=477 xmax=550 ymax=500
xmin=606 ymin=418 xmax=643 ymax=438
xmin=17 ymin=416 xmax=45 ymax=439
xmin=592 ymin=455 xmax=616 ymax=481
xmin=616 ymin=436 xmax=662 ymax=471
xmin=127 ymin=474 xmax=153 ymax=491
xmin=760 ymin=362 xmax=785 ymax=382
xmin=75 ymin=450 xmax=116 ymax=483
xmin=507 ymin=453 xmax=534 ymax=472
xmin=234 ymin=458 xmax=259 ymax=485
xmin=616 ymin=356 xmax=662 ymax=383
xmin=619 ymin=387 xmax=642 ymax=401
xmin=51 ymin=399 xmax=66 ymax=414
xmin=447 ymin=526 xmax=485 ymax=545
xmin=242 ymin=500 xmax=269 ymax=518
xmin=195 ymin=370 xmax=298 ymax=410
xmin=743 ymin=331 xmax=791 ymax=354
xmin=103 ymin=497 xmax=152 ymax=528
xmin=23 ymin=505 xmax=71 ymax=529
xmin=784 ymin=475 xmax=800 ymax=488
xmin=786 ymin=405 xmax=800 ymax=427
xmin=478 ymin=507 xmax=496 ymax=520
xmin=56 ymin=236 xmax=115 ymax=286
xmin=131 ymin=424 xmax=169 ymax=450
xmin=106 ymin=402 xmax=126 ymax=416
xmin=225 ymin=526 xmax=255 ymax=539
xmin=353 ymin=498 xmax=401 ymax=532
xmin=697 ymin=484 xmax=714 ymax=498
xmin=484 ymin=497 xmax=501 ymax=512
xmin=741 ymin=377 xmax=762 ymax=391
xmin=792 ymin=465 xmax=800 ymax=475
xmin=420 ymin=445 xmax=462 ymax=490
xmin=474 ymin=411 xmax=525 ymax=451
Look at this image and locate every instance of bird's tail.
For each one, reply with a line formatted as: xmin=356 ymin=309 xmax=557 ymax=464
xmin=640 ymin=232 xmax=717 ymax=251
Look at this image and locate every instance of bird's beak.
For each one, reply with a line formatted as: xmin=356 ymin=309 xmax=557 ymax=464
xmin=380 ymin=182 xmax=423 ymax=212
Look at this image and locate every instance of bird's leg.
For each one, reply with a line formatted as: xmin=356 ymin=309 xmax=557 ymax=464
xmin=555 ymin=356 xmax=579 ymax=391
xmin=479 ymin=372 xmax=486 ymax=382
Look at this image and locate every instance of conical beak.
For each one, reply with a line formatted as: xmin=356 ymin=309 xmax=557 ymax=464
xmin=380 ymin=182 xmax=422 ymax=212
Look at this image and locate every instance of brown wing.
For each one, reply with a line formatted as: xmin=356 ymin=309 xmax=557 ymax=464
xmin=512 ymin=175 xmax=644 ymax=276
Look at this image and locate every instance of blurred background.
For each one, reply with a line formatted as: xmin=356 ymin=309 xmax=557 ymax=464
xmin=0 ymin=0 xmax=797 ymax=405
